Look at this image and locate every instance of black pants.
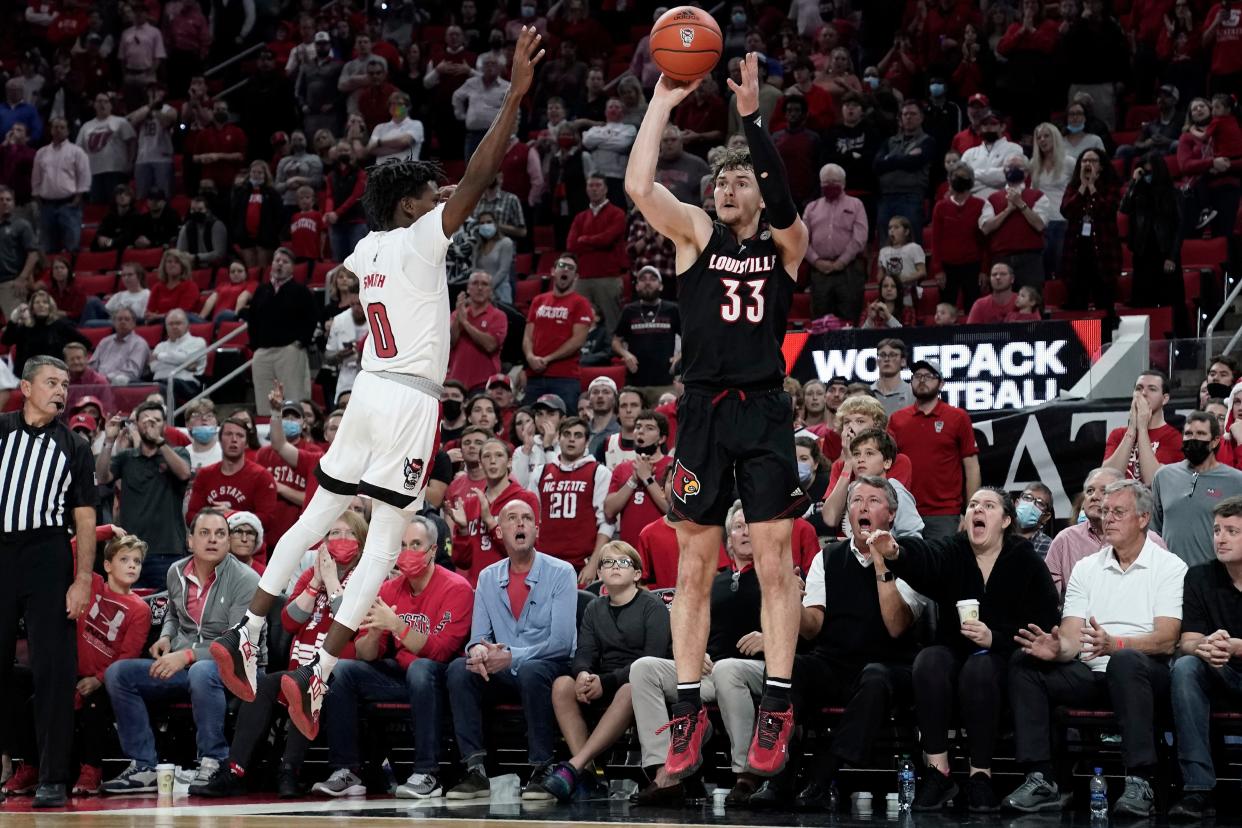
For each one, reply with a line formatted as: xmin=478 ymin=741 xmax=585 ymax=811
xmin=941 ymin=261 xmax=982 ymax=310
xmin=912 ymin=646 xmax=1008 ymax=769
xmin=792 ymin=654 xmax=912 ymax=768
xmin=809 ymin=258 xmax=867 ymax=323
xmin=1009 ymin=649 xmax=1169 ymax=772
xmin=229 ymin=670 xmax=310 ymax=770
xmin=0 ymin=531 xmax=78 ymax=785
xmin=7 ymin=666 xmax=116 ymax=768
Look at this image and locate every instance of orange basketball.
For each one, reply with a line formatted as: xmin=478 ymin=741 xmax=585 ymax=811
xmin=649 ymin=6 xmax=723 ymax=83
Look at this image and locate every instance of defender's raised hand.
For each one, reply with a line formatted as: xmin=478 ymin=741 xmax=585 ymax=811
xmin=727 ymin=52 xmax=762 ymax=116
xmin=508 ymin=27 xmax=547 ymax=98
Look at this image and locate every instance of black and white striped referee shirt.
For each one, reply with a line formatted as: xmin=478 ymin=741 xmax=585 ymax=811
xmin=0 ymin=411 xmax=98 ymax=534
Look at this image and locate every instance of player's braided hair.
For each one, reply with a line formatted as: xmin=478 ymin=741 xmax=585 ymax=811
xmin=361 ymin=159 xmax=445 ymax=230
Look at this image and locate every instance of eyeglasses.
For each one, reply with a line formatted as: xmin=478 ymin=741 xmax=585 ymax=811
xmin=1019 ymin=492 xmax=1049 ymax=511
xmin=911 ymin=372 xmax=939 ymax=381
xmin=599 ymin=558 xmax=635 ymax=570
xmin=230 ymin=527 xmax=257 ymax=538
xmin=1099 ymin=508 xmax=1132 ymax=520
xmin=877 ymin=351 xmax=902 ymax=360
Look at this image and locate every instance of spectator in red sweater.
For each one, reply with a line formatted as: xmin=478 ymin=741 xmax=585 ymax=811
xmin=187 ymin=418 xmax=279 ymax=529
xmin=523 ymin=254 xmax=595 ymax=411
xmin=950 ymin=93 xmax=990 ymax=155
xmin=567 ymin=174 xmax=628 ymax=335
xmin=671 ymin=78 xmax=727 ymax=160
xmin=147 ymin=249 xmax=203 ymax=324
xmin=446 ymin=438 xmax=541 ymax=587
xmin=978 ymin=154 xmax=1051 ymax=289
xmin=1204 ymin=2 xmax=1242 ymax=95
xmin=317 ymin=515 xmax=474 ymax=800
xmin=189 ymin=100 xmax=247 ymax=196
xmin=190 ymin=512 xmax=368 ymax=799
xmin=967 ymin=262 xmax=1020 ymax=324
xmin=286 ymin=186 xmax=325 ymax=261
xmin=931 ymin=162 xmax=987 ymax=309
xmin=257 ymin=386 xmax=326 ymax=552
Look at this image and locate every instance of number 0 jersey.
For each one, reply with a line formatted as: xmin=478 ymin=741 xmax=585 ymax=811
xmin=678 ymin=221 xmax=794 ymax=390
xmin=343 ymin=203 xmax=452 ymax=382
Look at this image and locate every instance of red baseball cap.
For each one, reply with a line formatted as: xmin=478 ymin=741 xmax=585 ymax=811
xmin=967 ymin=93 xmax=990 ymax=108
xmin=71 ymin=395 xmax=105 ymax=416
xmin=486 ymin=373 xmax=512 ymax=390
xmin=69 ymin=413 xmax=98 ymax=432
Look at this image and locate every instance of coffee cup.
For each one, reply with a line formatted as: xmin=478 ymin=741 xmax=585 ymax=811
xmin=956 ymin=599 xmax=980 ymax=624
xmin=156 ymin=763 xmax=175 ymax=795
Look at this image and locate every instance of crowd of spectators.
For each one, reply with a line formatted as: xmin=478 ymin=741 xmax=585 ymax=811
xmin=3 ymin=0 xmax=1242 ymax=819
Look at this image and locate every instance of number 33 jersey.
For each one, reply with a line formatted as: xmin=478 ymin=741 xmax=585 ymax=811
xmin=343 ymin=203 xmax=453 ymax=383
xmin=678 ymin=221 xmax=794 ymax=390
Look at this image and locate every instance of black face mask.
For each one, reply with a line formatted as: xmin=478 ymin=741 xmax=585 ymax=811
xmin=950 ymin=177 xmax=972 ymax=192
xmin=1183 ymin=439 xmax=1214 ymax=466
xmin=634 ymin=442 xmax=659 ymax=456
xmin=442 ymin=399 xmax=463 ymax=421
xmin=980 ymin=130 xmax=1000 ymax=143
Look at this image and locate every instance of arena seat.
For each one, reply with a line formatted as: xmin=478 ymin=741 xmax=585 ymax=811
xmin=75 ymin=250 xmax=119 ymax=273
xmin=121 ymin=247 xmax=166 ymax=269
xmin=1043 ymin=279 xmax=1068 ymax=308
xmin=1182 ymin=237 xmax=1227 ymax=276
xmin=310 ymin=260 xmax=340 ymax=288
xmin=134 ymin=324 xmax=165 ymax=349
xmin=514 ymin=275 xmax=544 ymax=312
xmin=192 ymin=268 xmax=216 ymax=291
xmin=77 ymin=326 xmax=112 ymax=348
xmin=76 ymin=273 xmax=118 ymax=297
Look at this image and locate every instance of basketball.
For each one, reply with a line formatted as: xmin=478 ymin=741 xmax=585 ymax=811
xmin=649 ymin=6 xmax=723 ymax=83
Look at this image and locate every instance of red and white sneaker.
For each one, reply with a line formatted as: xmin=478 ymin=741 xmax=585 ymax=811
xmin=3 ymin=762 xmax=38 ymax=795
xmin=72 ymin=764 xmax=102 ymax=796
xmin=656 ymin=704 xmax=713 ymax=780
xmin=210 ymin=623 xmax=259 ymax=702
xmin=281 ymin=658 xmax=327 ymax=740
xmin=746 ymin=705 xmax=795 ymax=777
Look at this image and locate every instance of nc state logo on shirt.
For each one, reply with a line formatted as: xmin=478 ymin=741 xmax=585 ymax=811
xmin=670 ymin=461 xmax=700 ymax=502
xmin=934 ymin=421 xmax=945 ymax=433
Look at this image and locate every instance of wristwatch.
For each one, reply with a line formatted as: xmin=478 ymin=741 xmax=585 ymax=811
xmin=643 ymin=476 xmax=656 ymax=487
xmin=877 ymin=571 xmax=897 ymax=583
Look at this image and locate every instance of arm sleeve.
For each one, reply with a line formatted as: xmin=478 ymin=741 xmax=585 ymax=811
xmin=741 ymin=109 xmax=798 ymax=230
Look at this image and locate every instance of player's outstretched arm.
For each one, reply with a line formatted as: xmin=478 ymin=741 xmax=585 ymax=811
xmin=624 ymin=76 xmax=713 ymax=251
xmin=728 ymin=51 xmax=809 ymax=277
xmin=442 ymin=27 xmax=546 ymax=236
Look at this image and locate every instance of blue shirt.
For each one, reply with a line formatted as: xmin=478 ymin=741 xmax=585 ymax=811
xmin=0 ymin=102 xmax=43 ymax=144
xmin=467 ymin=551 xmax=577 ymax=674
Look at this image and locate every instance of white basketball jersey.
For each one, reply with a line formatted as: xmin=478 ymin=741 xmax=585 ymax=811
xmin=343 ymin=203 xmax=452 ymax=382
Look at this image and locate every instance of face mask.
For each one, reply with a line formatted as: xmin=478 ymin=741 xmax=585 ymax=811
xmin=521 ymin=5 xmax=536 ymax=17
xmin=249 ymin=176 xmax=263 ymax=188
xmin=189 ymin=426 xmax=216 ymax=444
xmin=326 ymin=538 xmax=359 ymax=564
xmin=477 ymin=222 xmax=497 ymax=239
xmin=929 ymin=83 xmax=945 ymax=97
xmin=1015 ymin=500 xmax=1042 ymax=529
xmin=732 ymin=12 xmax=747 ymax=26
xmin=1183 ymin=438 xmax=1213 ymax=466
xmin=1143 ymin=172 xmax=1153 ymax=184
xmin=797 ymin=461 xmax=813 ymax=481
xmin=950 ymin=176 xmax=972 ymax=192
xmin=821 ymin=183 xmax=843 ymax=200
xmin=557 ymin=135 xmax=575 ymax=149
xmin=396 ymin=548 xmax=431 ymax=579
xmin=442 ymin=399 xmax=463 ymax=421
xmin=1005 ymin=167 xmax=1027 ymax=184
xmin=864 ymin=76 xmax=880 ymax=89
xmin=1066 ymin=123 xmax=1085 ymax=134
xmin=190 ymin=212 xmax=207 ymax=222
xmin=282 ymin=420 xmax=303 ymax=439
xmin=213 ymin=111 xmax=228 ymax=124
xmin=391 ymin=105 xmax=407 ymax=120
xmin=634 ymin=442 xmax=658 ymax=456
xmin=980 ymin=130 xmax=1000 ymax=143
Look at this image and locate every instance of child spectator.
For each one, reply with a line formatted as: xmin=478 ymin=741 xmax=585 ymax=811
xmin=1006 ymin=285 xmax=1044 ymax=321
xmin=876 ymin=215 xmax=926 ymax=309
xmin=201 ymin=260 xmax=258 ymax=322
xmin=933 ymin=302 xmax=960 ymax=326
xmin=287 ymin=185 xmax=325 ymax=262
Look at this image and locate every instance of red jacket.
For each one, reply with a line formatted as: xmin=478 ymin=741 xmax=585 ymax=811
xmin=930 ymin=193 xmax=986 ymax=269
xmin=77 ymin=573 xmax=150 ymax=683
xmin=567 ymin=201 xmax=628 ymax=279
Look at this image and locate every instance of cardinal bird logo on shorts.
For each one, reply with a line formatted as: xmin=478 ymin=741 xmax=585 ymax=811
xmin=402 ymin=457 xmax=425 ymax=491
xmin=670 ymin=461 xmax=701 ymax=502
xmin=680 ymin=27 xmax=695 ymax=47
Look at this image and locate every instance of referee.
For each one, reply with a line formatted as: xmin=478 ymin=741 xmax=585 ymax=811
xmin=0 ymin=355 xmax=97 ymax=808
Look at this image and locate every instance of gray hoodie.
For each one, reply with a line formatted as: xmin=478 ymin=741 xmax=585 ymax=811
xmin=161 ymin=553 xmax=267 ymax=666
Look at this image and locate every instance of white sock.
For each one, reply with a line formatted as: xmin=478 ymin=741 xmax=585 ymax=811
xmin=316 ymin=649 xmax=339 ymax=678
xmin=243 ymin=610 xmax=265 ymax=641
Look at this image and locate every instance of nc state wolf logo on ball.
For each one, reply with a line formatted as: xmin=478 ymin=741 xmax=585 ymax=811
xmin=402 ymin=457 xmax=425 ymax=491
xmin=680 ymin=27 xmax=695 ymax=47
xmin=670 ymin=461 xmax=701 ymax=502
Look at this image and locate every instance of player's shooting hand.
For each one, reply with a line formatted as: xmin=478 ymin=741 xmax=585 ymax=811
xmin=652 ymin=75 xmax=702 ymax=107
xmin=726 ymin=52 xmax=762 ymax=117
xmin=507 ymin=27 xmax=546 ymax=98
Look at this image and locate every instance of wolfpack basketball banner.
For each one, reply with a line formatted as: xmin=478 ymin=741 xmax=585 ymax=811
xmin=782 ymin=320 xmax=1104 ymax=414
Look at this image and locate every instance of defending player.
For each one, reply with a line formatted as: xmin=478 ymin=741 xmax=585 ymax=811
xmin=624 ymin=53 xmax=811 ymax=780
xmin=209 ymin=29 xmax=545 ymax=740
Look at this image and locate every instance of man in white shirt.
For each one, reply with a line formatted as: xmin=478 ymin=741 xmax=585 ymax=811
xmin=324 ymin=284 xmax=369 ymax=404
xmin=151 ymin=308 xmax=206 ymax=406
xmin=581 ymin=99 xmax=637 ymax=206
xmin=959 ymin=111 xmax=1024 ymax=199
xmin=1008 ymin=480 xmax=1185 ymax=818
xmin=184 ymin=397 xmax=222 ymax=471
xmin=452 ymin=55 xmax=510 ymax=161
xmin=76 ymin=93 xmax=137 ymax=203
xmin=337 ymin=34 xmax=387 ymax=94
xmin=367 ymin=91 xmax=425 ymax=163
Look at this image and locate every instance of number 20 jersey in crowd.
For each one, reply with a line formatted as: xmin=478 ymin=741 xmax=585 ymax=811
xmin=342 ymin=202 xmax=452 ymax=382
xmin=677 ymin=221 xmax=795 ymax=390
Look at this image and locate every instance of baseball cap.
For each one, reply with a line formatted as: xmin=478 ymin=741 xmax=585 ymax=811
xmin=1158 ymin=84 xmax=1180 ymax=103
xmin=486 ymin=373 xmax=512 ymax=390
xmin=532 ymin=394 xmax=566 ymax=413
xmin=911 ymin=359 xmax=943 ymax=379
xmin=71 ymin=395 xmax=104 ymax=416
xmin=69 ymin=413 xmax=97 ymax=432
xmin=967 ymin=93 xmax=990 ymax=108
xmin=314 ymin=31 xmax=332 ymax=43
xmin=280 ymin=399 xmax=304 ymax=416
xmin=587 ymin=375 xmax=617 ymax=394
xmin=635 ymin=265 xmax=663 ymax=283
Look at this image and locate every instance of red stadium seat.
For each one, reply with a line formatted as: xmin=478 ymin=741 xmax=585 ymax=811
xmin=77 ymin=326 xmax=112 ymax=349
xmin=579 ymin=364 xmax=625 ymax=392
xmin=514 ymin=253 xmax=533 ymax=275
xmin=1043 ymin=279 xmax=1068 ymax=308
xmin=514 ymin=276 xmax=544 ymax=312
xmin=189 ymin=323 xmax=214 ymax=341
xmin=916 ymin=284 xmax=940 ymax=316
xmin=533 ymin=225 xmax=555 ymax=251
xmin=1182 ymin=238 xmax=1227 ymax=275
xmin=122 ymin=247 xmax=166 ymax=269
xmin=83 ymin=203 xmax=109 ymax=225
xmin=192 ymin=268 xmax=216 ymax=291
xmin=310 ymin=260 xmax=339 ymax=288
xmin=76 ymin=273 xmax=118 ymax=297
xmin=134 ymin=324 xmax=164 ymax=348
xmin=789 ymin=292 xmax=812 ymax=322
xmin=75 ymin=250 xmax=119 ymax=273
xmin=535 ymin=250 xmax=559 ymax=275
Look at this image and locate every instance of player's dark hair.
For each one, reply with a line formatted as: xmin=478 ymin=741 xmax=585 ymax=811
xmin=361 ymin=159 xmax=444 ymax=231
xmin=850 ymin=428 xmax=896 ymax=461
xmin=712 ymin=147 xmax=754 ymax=181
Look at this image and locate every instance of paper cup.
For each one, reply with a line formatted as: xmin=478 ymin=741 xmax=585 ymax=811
xmin=956 ymin=599 xmax=980 ymax=624
xmin=156 ymin=764 xmax=175 ymax=795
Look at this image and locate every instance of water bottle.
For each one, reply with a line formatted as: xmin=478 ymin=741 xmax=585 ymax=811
xmin=897 ymin=755 xmax=916 ymax=812
xmin=1089 ymin=767 xmax=1108 ymax=819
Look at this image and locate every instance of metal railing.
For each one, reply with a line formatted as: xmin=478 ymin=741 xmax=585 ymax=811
xmin=1204 ymin=271 xmax=1242 ymax=371
xmin=203 ymin=42 xmax=266 ymax=78
xmin=168 ymin=323 xmax=252 ymax=420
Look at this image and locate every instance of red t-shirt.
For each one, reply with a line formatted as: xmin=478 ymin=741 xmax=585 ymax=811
xmin=148 ymin=279 xmax=202 ymax=317
xmin=967 ymin=292 xmax=1018 ymax=324
xmin=526 ymin=291 xmax=594 ymax=380
xmin=288 ymin=210 xmax=324 ymax=260
xmin=828 ymin=452 xmax=915 ymax=492
xmin=77 ymin=573 xmax=151 ymax=682
xmin=1104 ymin=423 xmax=1184 ymax=480
xmin=373 ymin=567 xmax=475 ymax=669
xmin=448 ymin=303 xmax=509 ymax=392
xmin=507 ymin=568 xmax=529 ymax=620
xmin=609 ymin=455 xmax=674 ymax=547
xmin=888 ymin=401 xmax=979 ymax=516
xmin=447 ymin=473 xmax=487 ymax=568
xmin=257 ymin=443 xmax=323 ymax=551
xmin=186 ymin=459 xmax=278 ymax=529
xmin=637 ymin=517 xmax=680 ymax=590
xmin=792 ymin=518 xmax=821 ymax=576
xmin=455 ymin=479 xmax=541 ymax=587
xmin=1207 ymin=4 xmax=1242 ymax=76
xmin=211 ymin=279 xmax=258 ymax=318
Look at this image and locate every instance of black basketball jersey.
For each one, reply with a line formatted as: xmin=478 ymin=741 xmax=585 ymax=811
xmin=677 ymin=221 xmax=794 ymax=390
